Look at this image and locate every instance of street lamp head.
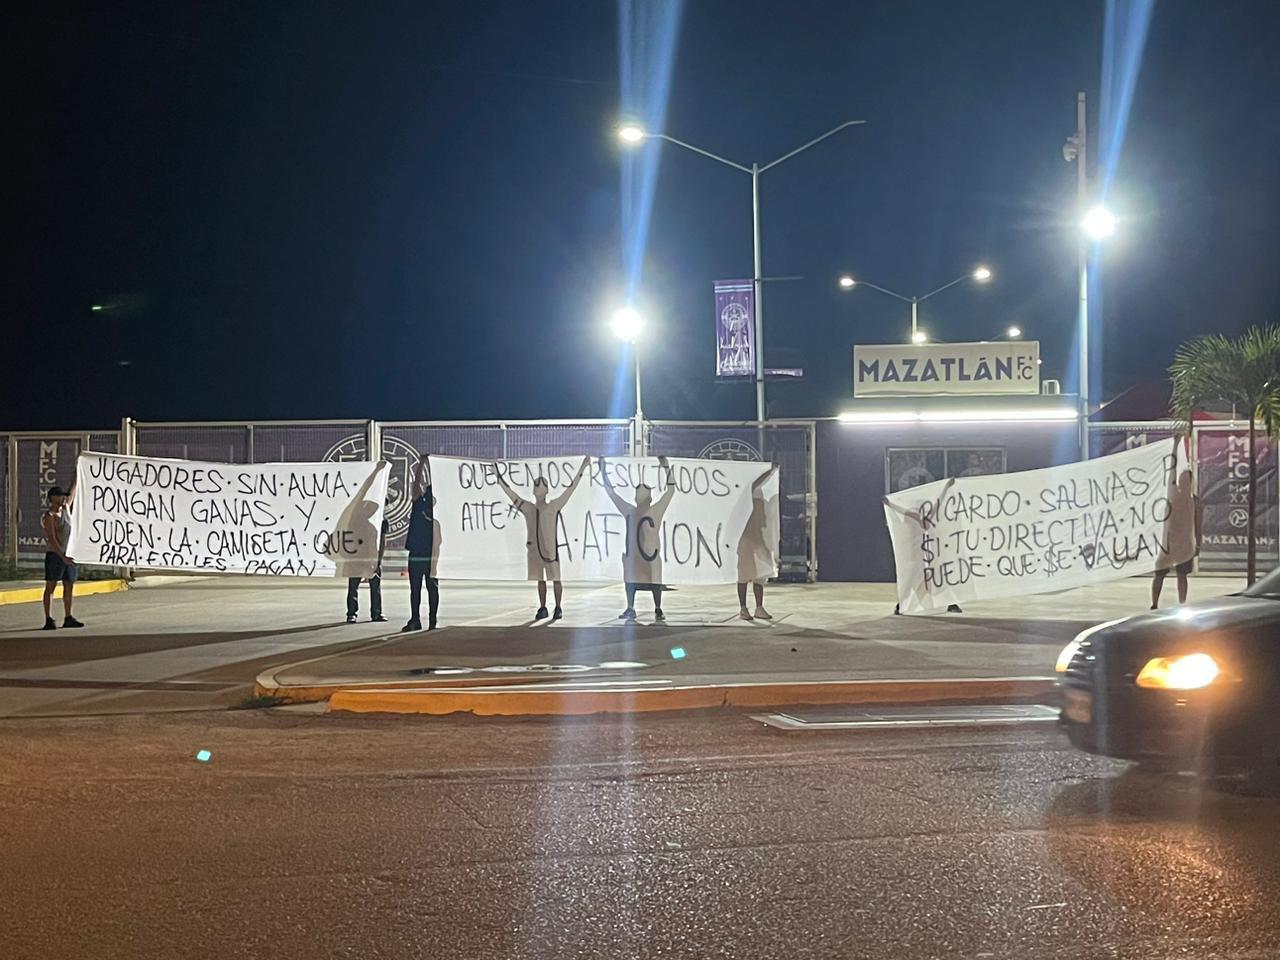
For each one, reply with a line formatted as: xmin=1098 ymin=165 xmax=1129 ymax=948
xmin=837 ymin=275 xmax=856 ymax=289
xmin=609 ymin=306 xmax=645 ymax=343
xmin=973 ymin=266 xmax=992 ymax=282
xmin=1082 ymin=205 xmax=1117 ymax=240
xmin=617 ymin=124 xmax=646 ymax=144
xmin=1006 ymin=325 xmax=1022 ymax=339
xmin=911 ymin=330 xmax=929 ymax=345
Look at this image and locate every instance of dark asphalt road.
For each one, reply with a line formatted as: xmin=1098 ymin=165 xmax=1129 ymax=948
xmin=2 ymin=711 xmax=1277 ymax=960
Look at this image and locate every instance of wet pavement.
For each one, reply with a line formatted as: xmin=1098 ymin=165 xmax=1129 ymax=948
xmin=2 ymin=710 xmax=1277 ymax=959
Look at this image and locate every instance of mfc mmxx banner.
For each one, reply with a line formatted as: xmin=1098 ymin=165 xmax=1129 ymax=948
xmin=884 ymin=440 xmax=1187 ymax=614
xmin=432 ymin=455 xmax=779 ymax=585
xmin=67 ymin=453 xmax=390 ymax=577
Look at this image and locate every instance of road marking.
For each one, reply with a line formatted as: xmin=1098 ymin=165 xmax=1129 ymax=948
xmin=752 ymin=704 xmax=1060 ymax=730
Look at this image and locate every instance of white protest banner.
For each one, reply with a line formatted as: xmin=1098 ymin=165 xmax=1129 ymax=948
xmin=431 ymin=455 xmax=777 ymax=585
xmin=884 ymin=438 xmax=1188 ymax=614
xmin=854 ymin=341 xmax=1040 ymax=396
xmin=67 ymin=453 xmax=390 ymax=577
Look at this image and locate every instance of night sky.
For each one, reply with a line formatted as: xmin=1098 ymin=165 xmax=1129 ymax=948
xmin=10 ymin=1 xmax=1280 ymax=430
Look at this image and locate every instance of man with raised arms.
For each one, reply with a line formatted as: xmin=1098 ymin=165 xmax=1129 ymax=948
xmin=494 ymin=457 xmax=590 ymax=621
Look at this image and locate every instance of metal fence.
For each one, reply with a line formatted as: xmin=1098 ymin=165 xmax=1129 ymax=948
xmin=645 ymin=421 xmax=816 ymax=581
xmin=4 ymin=417 xmax=818 ymax=580
xmin=3 ymin=430 xmax=121 ymax=564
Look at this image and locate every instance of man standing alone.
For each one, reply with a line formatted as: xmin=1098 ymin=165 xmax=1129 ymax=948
xmin=403 ymin=455 xmax=440 ymax=632
xmin=41 ymin=485 xmax=84 ymax=630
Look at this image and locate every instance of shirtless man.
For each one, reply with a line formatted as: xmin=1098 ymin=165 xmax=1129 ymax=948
xmin=494 ymin=456 xmax=590 ymax=621
xmin=736 ymin=463 xmax=779 ymax=621
xmin=601 ymin=455 xmax=675 ymax=622
xmin=41 ymin=485 xmax=85 ymax=630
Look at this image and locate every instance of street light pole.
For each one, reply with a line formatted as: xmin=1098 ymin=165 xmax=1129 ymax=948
xmin=911 ymin=298 xmax=919 ymax=341
xmin=751 ymin=163 xmax=764 ymax=425
xmin=633 ymin=343 xmax=643 ymax=421
xmin=619 ymin=120 xmax=865 ymax=424
xmin=609 ymin=306 xmax=646 ymax=454
xmin=1076 ymin=91 xmax=1090 ymax=462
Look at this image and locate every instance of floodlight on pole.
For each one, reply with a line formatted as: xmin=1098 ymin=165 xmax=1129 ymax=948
xmin=609 ymin=306 xmax=645 ymax=343
xmin=616 ymin=117 xmax=866 ymax=423
xmin=1006 ymin=325 xmax=1022 ymax=338
xmin=837 ymin=266 xmax=992 ymax=343
xmin=610 ymin=306 xmax=646 ymax=427
xmin=1082 ymin=205 xmax=1116 ymax=240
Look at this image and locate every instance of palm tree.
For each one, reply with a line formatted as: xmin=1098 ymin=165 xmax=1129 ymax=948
xmin=1170 ymin=324 xmax=1280 ymax=584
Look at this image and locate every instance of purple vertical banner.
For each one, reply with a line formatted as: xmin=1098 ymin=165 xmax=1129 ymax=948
xmin=714 ymin=279 xmax=755 ymax=378
xmin=1196 ymin=428 xmax=1279 ymax=574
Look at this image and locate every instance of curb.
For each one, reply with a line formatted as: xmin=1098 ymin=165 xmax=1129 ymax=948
xmin=0 ymin=579 xmax=129 ymax=606
xmin=325 ymin=676 xmax=1057 ymax=717
xmin=253 ymin=670 xmax=560 ymax=704
xmin=251 ymin=636 xmax=571 ymax=704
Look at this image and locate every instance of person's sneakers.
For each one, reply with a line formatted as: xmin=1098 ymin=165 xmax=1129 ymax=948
xmin=427 ymin=620 xmax=438 ymax=631
xmin=738 ymin=608 xmax=754 ymax=621
xmin=401 ymin=620 xmax=422 ymax=633
xmin=754 ymin=607 xmax=772 ymax=621
xmin=42 ymin=617 xmax=56 ymax=631
xmin=63 ymin=616 xmax=85 ymax=629
xmin=346 ymin=614 xmax=358 ymax=623
xmin=371 ymin=614 xmax=387 ymax=623
xmin=619 ymin=608 xmax=637 ymax=622
xmin=946 ymin=604 xmax=963 ymax=614
xmin=551 ymin=607 xmax=563 ymax=621
xmin=653 ymin=608 xmax=666 ymax=622
xmin=534 ymin=607 xmax=550 ymax=620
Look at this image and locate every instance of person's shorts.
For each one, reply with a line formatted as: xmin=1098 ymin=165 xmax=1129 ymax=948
xmin=528 ymin=558 xmax=562 ymax=581
xmin=1157 ymin=559 xmax=1194 ymax=577
xmin=44 ymin=552 xmax=78 ymax=584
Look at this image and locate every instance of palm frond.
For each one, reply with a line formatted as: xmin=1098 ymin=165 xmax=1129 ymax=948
xmin=1169 ymin=324 xmax=1280 ymax=434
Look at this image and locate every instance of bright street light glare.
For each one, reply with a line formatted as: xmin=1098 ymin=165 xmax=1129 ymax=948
xmin=1082 ymin=205 xmax=1117 ymax=239
xmin=1007 ymin=325 xmax=1022 ymax=338
xmin=911 ymin=330 xmax=928 ymax=345
xmin=617 ymin=125 xmax=645 ymax=144
xmin=609 ymin=306 xmax=645 ymax=342
xmin=837 ymin=275 xmax=856 ymax=289
xmin=973 ymin=266 xmax=992 ymax=281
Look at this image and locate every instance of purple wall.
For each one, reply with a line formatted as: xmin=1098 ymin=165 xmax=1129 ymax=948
xmin=815 ymin=419 xmax=1080 ymax=582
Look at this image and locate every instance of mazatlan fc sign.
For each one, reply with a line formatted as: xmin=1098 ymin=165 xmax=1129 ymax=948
xmin=853 ymin=341 xmax=1040 ymax=397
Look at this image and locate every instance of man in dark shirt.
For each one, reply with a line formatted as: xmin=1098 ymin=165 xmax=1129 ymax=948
xmin=346 ymin=507 xmax=390 ymax=623
xmin=403 ymin=454 xmax=440 ymax=632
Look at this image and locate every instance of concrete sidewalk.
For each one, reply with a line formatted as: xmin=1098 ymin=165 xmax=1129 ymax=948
xmin=0 ymin=574 xmax=1244 ymax=718
xmin=256 ymin=576 xmax=1247 ymax=716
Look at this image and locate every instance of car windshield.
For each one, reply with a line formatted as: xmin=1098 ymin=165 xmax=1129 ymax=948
xmin=1242 ymin=565 xmax=1280 ymax=599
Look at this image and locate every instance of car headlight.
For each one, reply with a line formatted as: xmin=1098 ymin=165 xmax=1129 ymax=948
xmin=1135 ymin=653 xmax=1220 ymax=690
xmin=1055 ymin=618 xmax=1126 ymax=673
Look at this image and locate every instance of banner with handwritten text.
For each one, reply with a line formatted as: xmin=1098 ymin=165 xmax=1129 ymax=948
xmin=884 ymin=439 xmax=1188 ymax=614
xmin=432 ymin=455 xmax=777 ymax=585
xmin=68 ymin=453 xmax=390 ymax=577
